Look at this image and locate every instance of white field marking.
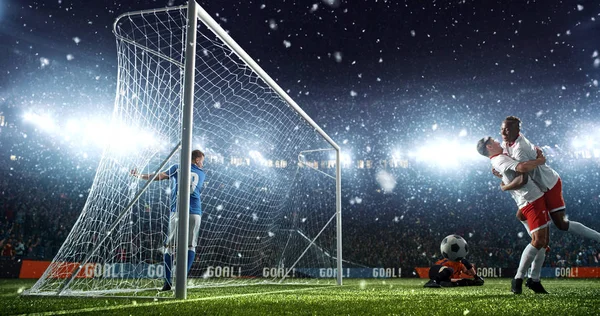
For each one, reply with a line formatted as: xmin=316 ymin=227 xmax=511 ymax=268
xmin=0 ymin=293 xmax=22 ymax=297
xmin=21 ymin=285 xmax=339 ymax=316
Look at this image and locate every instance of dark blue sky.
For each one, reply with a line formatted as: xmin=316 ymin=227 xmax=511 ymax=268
xmin=1 ymin=0 xmax=599 ymax=165
xmin=2 ymin=1 xmax=598 ymax=92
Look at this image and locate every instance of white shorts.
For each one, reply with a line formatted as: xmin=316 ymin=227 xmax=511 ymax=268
xmin=165 ymin=213 xmax=201 ymax=249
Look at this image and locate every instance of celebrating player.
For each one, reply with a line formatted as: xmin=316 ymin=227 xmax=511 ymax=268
xmin=500 ymin=116 xmax=600 ymax=243
xmin=477 ymin=136 xmax=551 ymax=294
xmin=131 ymin=149 xmax=206 ymax=291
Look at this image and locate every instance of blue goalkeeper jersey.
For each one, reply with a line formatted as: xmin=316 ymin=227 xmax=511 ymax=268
xmin=165 ymin=164 xmax=205 ymax=215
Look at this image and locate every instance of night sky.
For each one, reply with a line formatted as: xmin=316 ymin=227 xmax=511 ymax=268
xmin=2 ymin=0 xmax=600 ymax=285
xmin=1 ymin=0 xmax=600 ymax=200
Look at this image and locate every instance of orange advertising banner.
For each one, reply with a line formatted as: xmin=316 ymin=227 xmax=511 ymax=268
xmin=550 ymin=267 xmax=600 ymax=278
xmin=19 ymin=260 xmax=51 ymax=279
xmin=19 ymin=260 xmax=89 ymax=279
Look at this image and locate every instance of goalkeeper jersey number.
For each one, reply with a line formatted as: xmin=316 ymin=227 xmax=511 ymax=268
xmin=166 ymin=164 xmax=206 ymax=215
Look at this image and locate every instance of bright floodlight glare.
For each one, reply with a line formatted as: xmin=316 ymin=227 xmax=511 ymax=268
xmin=192 ymin=137 xmax=205 ymax=153
xmin=249 ymin=150 xmax=266 ymax=164
xmin=340 ymin=152 xmax=351 ymax=164
xmin=65 ymin=119 xmax=81 ymax=134
xmin=326 ymin=151 xmax=351 ymax=166
xmin=103 ymin=123 xmax=159 ymax=153
xmin=586 ymin=139 xmax=596 ymax=149
xmin=23 ymin=112 xmax=162 ymax=154
xmin=84 ymin=120 xmax=110 ymax=148
xmin=138 ymin=131 xmax=157 ymax=148
xmin=23 ymin=112 xmax=35 ymax=121
xmin=23 ymin=111 xmax=57 ymax=132
xmin=410 ymin=139 xmax=480 ymax=169
xmin=572 ymin=136 xmax=596 ymax=149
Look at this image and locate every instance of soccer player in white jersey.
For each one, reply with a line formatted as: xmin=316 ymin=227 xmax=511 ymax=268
xmin=131 ymin=149 xmax=206 ymax=291
xmin=477 ymin=136 xmax=551 ymax=294
xmin=501 ymin=116 xmax=600 ymax=244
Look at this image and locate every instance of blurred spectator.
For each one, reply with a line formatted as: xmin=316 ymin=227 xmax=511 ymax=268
xmin=1 ymin=82 xmax=600 ymax=268
xmin=2 ymin=238 xmax=15 ymax=258
xmin=14 ymin=239 xmax=25 ymax=258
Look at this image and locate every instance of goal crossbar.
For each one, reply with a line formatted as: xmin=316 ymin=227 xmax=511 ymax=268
xmin=26 ymin=0 xmax=342 ymax=299
xmin=188 ymin=0 xmax=342 ymax=293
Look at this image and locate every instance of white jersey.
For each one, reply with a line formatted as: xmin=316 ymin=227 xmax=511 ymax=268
xmin=490 ymin=153 xmax=544 ymax=209
xmin=502 ymin=134 xmax=559 ymax=192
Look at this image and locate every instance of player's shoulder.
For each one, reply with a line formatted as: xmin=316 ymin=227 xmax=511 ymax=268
xmin=516 ymin=134 xmax=535 ymax=147
xmin=192 ymin=165 xmax=206 ymax=179
xmin=192 ymin=164 xmax=205 ymax=173
xmin=491 ymin=154 xmax=517 ymax=172
xmin=491 ymin=153 xmax=513 ymax=164
xmin=435 ymin=258 xmax=448 ymax=265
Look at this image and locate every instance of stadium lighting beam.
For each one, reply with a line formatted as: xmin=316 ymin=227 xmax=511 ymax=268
xmin=65 ymin=119 xmax=81 ymax=134
xmin=249 ymin=150 xmax=267 ymax=165
xmin=340 ymin=152 xmax=351 ymax=165
xmin=23 ymin=111 xmax=57 ymax=132
xmin=410 ymin=139 xmax=480 ymax=169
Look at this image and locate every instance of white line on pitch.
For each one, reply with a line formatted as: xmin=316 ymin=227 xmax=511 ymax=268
xmin=20 ymin=285 xmax=339 ymax=316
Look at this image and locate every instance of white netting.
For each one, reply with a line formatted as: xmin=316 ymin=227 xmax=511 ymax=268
xmin=26 ymin=5 xmax=339 ymax=297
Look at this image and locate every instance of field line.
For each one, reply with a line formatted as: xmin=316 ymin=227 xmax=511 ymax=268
xmin=20 ymin=285 xmax=339 ymax=316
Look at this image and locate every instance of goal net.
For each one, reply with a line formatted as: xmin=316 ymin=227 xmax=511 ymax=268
xmin=25 ymin=2 xmax=340 ymax=297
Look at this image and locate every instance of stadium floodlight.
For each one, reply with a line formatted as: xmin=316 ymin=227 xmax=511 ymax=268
xmin=23 ymin=111 xmax=57 ymax=132
xmin=248 ymin=150 xmax=267 ymax=165
xmin=410 ymin=138 xmax=480 ymax=169
xmin=25 ymin=0 xmax=342 ymax=299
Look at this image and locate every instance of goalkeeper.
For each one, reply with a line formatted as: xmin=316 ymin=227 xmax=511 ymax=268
xmin=131 ymin=149 xmax=206 ymax=291
xmin=424 ymin=257 xmax=484 ymax=288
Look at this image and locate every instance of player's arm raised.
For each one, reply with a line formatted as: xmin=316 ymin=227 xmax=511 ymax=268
xmin=515 ymin=147 xmax=546 ymax=173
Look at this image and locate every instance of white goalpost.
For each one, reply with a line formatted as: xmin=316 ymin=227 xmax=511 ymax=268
xmin=24 ymin=1 xmax=342 ymax=298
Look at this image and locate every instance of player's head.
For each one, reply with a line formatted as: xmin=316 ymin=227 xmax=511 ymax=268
xmin=192 ymin=150 xmax=205 ymax=168
xmin=476 ymin=136 xmax=502 ymax=157
xmin=501 ymin=116 xmax=521 ymax=143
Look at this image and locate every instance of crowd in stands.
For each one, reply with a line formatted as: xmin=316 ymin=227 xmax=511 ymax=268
xmin=2 ymin=152 xmax=600 ymax=270
xmin=2 ymin=78 xmax=600 ymax=271
xmin=0 ymin=170 xmax=91 ymax=261
xmin=342 ymin=161 xmax=600 ymax=269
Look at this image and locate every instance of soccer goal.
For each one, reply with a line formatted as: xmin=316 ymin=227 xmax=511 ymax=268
xmin=24 ymin=1 xmax=341 ymax=298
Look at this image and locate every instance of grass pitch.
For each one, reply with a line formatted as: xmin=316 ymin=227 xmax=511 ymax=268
xmin=1 ymin=278 xmax=599 ymax=315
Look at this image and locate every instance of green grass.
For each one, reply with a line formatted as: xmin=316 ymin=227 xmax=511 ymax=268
xmin=1 ymin=278 xmax=599 ymax=315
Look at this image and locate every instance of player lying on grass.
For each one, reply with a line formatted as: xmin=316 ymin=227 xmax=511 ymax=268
xmin=424 ymin=257 xmax=484 ymax=288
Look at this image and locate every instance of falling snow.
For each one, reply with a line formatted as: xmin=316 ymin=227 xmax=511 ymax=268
xmin=1 ymin=0 xmax=599 ymax=288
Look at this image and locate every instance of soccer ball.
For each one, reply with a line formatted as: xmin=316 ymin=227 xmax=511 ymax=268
xmin=440 ymin=234 xmax=468 ymax=262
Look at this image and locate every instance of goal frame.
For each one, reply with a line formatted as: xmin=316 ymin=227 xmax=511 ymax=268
xmin=116 ymin=1 xmax=343 ymax=299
